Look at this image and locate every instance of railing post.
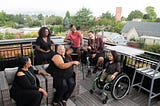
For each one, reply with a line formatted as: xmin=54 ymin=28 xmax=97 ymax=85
xmin=20 ymin=43 xmax=23 ymax=56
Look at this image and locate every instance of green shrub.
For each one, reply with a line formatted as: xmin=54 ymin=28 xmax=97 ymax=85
xmin=144 ymin=44 xmax=160 ymax=54
xmin=56 ymin=32 xmax=66 ymax=36
xmin=4 ymin=32 xmax=16 ymax=39
xmin=0 ymin=32 xmax=4 ymax=40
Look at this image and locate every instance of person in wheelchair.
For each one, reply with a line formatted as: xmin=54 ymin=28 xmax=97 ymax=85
xmin=90 ymin=50 xmax=130 ymax=103
xmin=99 ymin=50 xmax=120 ymax=87
xmin=87 ymin=31 xmax=105 ymax=73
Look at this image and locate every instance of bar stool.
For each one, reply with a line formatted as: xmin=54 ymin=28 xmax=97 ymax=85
xmin=130 ymin=62 xmax=160 ymax=106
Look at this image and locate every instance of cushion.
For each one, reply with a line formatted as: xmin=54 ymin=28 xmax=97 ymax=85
xmin=4 ymin=67 xmax=18 ymax=85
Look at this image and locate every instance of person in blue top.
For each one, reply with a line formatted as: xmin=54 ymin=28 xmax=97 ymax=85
xmin=10 ymin=56 xmax=50 ymax=106
xmin=46 ymin=45 xmax=80 ymax=106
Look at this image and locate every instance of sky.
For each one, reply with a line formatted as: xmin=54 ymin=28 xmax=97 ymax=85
xmin=0 ymin=0 xmax=160 ymax=18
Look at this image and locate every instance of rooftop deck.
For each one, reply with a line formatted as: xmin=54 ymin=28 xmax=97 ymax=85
xmin=0 ymin=37 xmax=160 ymax=106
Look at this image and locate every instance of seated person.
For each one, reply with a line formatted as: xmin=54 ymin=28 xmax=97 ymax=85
xmin=46 ymin=45 xmax=80 ymax=106
xmin=99 ymin=50 xmax=120 ymax=85
xmin=10 ymin=56 xmax=50 ymax=106
xmin=64 ymin=24 xmax=83 ymax=61
xmin=87 ymin=31 xmax=105 ymax=73
xmin=35 ymin=27 xmax=55 ymax=64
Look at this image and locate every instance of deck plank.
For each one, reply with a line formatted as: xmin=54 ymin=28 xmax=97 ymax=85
xmin=73 ymin=67 xmax=160 ymax=106
xmin=45 ymin=65 xmax=160 ymax=106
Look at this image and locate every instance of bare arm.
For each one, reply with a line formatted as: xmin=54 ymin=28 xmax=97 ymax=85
xmin=111 ymin=62 xmax=120 ymax=80
xmin=52 ymin=54 xmax=79 ymax=70
xmin=64 ymin=35 xmax=71 ymax=43
xmin=111 ymin=71 xmax=119 ymax=80
xmin=38 ymin=70 xmax=51 ymax=76
xmin=80 ymin=34 xmax=84 ymax=47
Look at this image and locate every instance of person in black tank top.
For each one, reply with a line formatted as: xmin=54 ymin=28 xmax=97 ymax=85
xmin=46 ymin=45 xmax=80 ymax=106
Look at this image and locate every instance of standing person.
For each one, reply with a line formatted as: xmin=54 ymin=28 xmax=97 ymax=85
xmin=10 ymin=56 xmax=50 ymax=106
xmin=46 ymin=45 xmax=80 ymax=106
xmin=64 ymin=24 xmax=83 ymax=61
xmin=35 ymin=27 xmax=55 ymax=64
xmin=87 ymin=31 xmax=105 ymax=73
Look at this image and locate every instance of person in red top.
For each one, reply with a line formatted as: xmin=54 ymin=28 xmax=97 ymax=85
xmin=64 ymin=24 xmax=83 ymax=61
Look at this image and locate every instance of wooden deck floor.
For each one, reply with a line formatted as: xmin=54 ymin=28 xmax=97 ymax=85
xmin=69 ymin=66 xmax=160 ymax=106
xmin=46 ymin=65 xmax=160 ymax=106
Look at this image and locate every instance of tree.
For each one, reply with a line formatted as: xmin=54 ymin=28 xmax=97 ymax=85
xmin=52 ymin=16 xmax=63 ymax=25
xmin=64 ymin=17 xmax=70 ymax=27
xmin=143 ymin=14 xmax=150 ymax=20
xmin=72 ymin=7 xmax=93 ymax=29
xmin=45 ymin=15 xmax=63 ymax=25
xmin=113 ymin=22 xmax=125 ymax=34
xmin=127 ymin=10 xmax=143 ymax=20
xmin=100 ymin=11 xmax=114 ymax=20
xmin=145 ymin=6 xmax=157 ymax=21
xmin=155 ymin=18 xmax=160 ymax=22
xmin=37 ymin=14 xmax=44 ymax=20
xmin=65 ymin=11 xmax=70 ymax=18
xmin=14 ymin=14 xmax=25 ymax=25
xmin=0 ymin=11 xmax=7 ymax=26
xmin=25 ymin=16 xmax=33 ymax=26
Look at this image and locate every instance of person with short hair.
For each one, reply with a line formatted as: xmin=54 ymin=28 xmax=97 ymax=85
xmin=87 ymin=31 xmax=104 ymax=73
xmin=64 ymin=24 xmax=83 ymax=61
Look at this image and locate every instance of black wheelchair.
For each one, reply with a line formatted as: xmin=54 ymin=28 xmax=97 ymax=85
xmin=89 ymin=69 xmax=130 ymax=104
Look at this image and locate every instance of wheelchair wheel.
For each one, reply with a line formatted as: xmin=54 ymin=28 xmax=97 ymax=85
xmin=110 ymin=73 xmax=130 ymax=100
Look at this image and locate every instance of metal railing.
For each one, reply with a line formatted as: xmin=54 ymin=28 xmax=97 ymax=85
xmin=0 ymin=36 xmax=160 ymax=71
xmin=0 ymin=36 xmax=64 ymax=70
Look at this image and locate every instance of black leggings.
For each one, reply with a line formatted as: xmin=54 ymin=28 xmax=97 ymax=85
xmin=53 ymin=76 xmax=76 ymax=103
xmin=14 ymin=90 xmax=43 ymax=106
